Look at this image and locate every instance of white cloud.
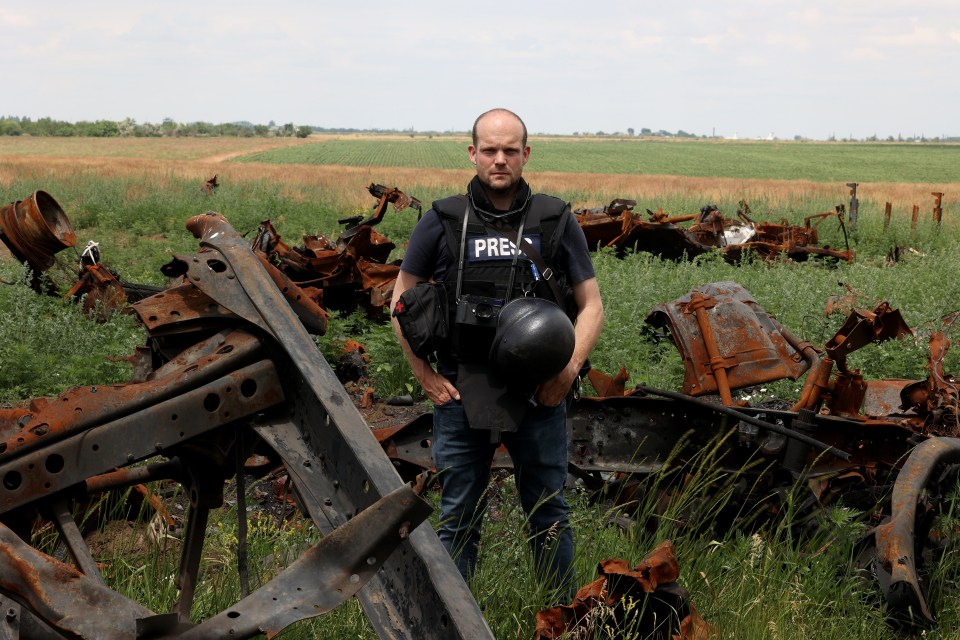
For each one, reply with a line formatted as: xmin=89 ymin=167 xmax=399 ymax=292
xmin=763 ymin=33 xmax=810 ymax=51
xmin=863 ymin=25 xmax=945 ymax=47
xmin=845 ymin=47 xmax=886 ymax=61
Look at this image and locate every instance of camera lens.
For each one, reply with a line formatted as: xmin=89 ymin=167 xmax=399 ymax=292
xmin=475 ymin=302 xmax=494 ymax=319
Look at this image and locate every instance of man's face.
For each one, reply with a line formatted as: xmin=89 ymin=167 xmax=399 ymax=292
xmin=468 ymin=113 xmax=530 ymax=197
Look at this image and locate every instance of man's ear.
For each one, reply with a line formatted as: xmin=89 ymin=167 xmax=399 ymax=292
xmin=468 ymin=144 xmax=478 ymax=165
xmin=522 ymin=145 xmax=530 ymax=165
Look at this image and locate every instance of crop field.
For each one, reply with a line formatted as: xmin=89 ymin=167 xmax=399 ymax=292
xmin=237 ymin=135 xmax=960 ymax=184
xmin=2 ymin=135 xmax=960 ymax=639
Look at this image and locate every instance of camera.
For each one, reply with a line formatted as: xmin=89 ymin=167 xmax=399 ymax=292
xmin=455 ymin=294 xmax=503 ymax=327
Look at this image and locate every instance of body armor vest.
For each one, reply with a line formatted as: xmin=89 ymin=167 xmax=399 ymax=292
xmin=432 ymin=193 xmax=573 ymax=363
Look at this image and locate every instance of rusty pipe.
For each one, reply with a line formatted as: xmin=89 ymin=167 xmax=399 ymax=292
xmin=0 ymin=191 xmax=76 ymax=271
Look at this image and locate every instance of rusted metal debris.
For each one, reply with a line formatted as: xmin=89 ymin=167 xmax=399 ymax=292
xmin=0 ymin=190 xmax=77 ymax=294
xmin=2 ymin=183 xmax=422 ymax=319
xmin=0 ymin=191 xmax=164 ymax=315
xmin=574 ymin=198 xmax=855 ymax=263
xmin=377 ymin=281 xmax=960 ymax=629
xmin=200 ymin=174 xmax=219 ymax=196
xmin=535 ymin=540 xmax=712 ymax=640
xmin=253 ymin=183 xmax=421 ymax=313
xmin=0 ymin=212 xmax=493 ymax=639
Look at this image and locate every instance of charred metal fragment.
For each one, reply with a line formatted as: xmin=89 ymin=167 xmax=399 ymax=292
xmin=535 ymin=540 xmax=711 ymax=640
xmin=252 ymin=183 xmax=421 ymax=313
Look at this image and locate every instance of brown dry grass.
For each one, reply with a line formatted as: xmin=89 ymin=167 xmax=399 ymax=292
xmin=0 ymin=136 xmax=316 ymax=161
xmin=1 ymin=136 xmax=956 ymax=215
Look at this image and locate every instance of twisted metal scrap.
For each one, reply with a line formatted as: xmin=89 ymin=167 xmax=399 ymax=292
xmin=535 ymin=540 xmax=713 ymax=640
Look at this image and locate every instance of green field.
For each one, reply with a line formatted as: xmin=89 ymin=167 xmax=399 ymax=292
xmin=3 ymin=138 xmax=960 ymax=639
xmin=238 ymin=137 xmax=960 ymax=183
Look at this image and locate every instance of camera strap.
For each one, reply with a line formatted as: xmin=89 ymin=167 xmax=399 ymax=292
xmin=487 ymin=224 xmax=566 ymax=305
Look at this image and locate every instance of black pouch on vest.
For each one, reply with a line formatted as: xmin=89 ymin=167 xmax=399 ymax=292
xmin=393 ymin=282 xmax=448 ymax=360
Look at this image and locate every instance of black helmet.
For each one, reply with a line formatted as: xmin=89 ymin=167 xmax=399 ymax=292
xmin=489 ymin=297 xmax=575 ymax=390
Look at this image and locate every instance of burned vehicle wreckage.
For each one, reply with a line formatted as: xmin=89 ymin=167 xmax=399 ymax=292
xmin=1 ymin=187 xmax=958 ymax=637
xmin=574 ymin=198 xmax=855 ymax=263
xmin=378 ymin=281 xmax=960 ymax=631
xmin=0 ymin=194 xmax=492 ymax=639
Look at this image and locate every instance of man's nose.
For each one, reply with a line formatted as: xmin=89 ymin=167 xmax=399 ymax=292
xmin=494 ymin=151 xmax=507 ymax=164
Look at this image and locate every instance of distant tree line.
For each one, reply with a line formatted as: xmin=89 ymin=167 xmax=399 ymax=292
xmin=2 ymin=116 xmax=955 ymax=142
xmin=0 ymin=116 xmax=315 ymax=139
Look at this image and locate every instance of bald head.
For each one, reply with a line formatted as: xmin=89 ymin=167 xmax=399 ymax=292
xmin=472 ymin=109 xmax=527 ymax=148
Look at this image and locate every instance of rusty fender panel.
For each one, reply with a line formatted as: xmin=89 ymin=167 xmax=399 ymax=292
xmin=646 ymin=282 xmax=810 ymax=396
xmin=861 ymin=437 xmax=960 ymax=625
xmin=172 ymin=484 xmax=432 ymax=640
xmin=0 ymin=359 xmax=284 ymax=514
xmin=183 ymin=212 xmax=493 ymax=640
xmin=0 ymin=329 xmax=265 ymax=456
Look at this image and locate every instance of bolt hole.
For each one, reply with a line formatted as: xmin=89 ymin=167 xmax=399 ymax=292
xmin=3 ymin=471 xmax=22 ymax=490
xmin=203 ymin=393 xmax=221 ymax=412
xmin=240 ymin=379 xmax=258 ymax=398
xmin=206 ymin=259 xmax=227 ymax=273
xmin=45 ymin=454 xmax=65 ymax=474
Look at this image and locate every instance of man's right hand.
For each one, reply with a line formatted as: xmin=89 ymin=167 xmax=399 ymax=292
xmin=391 ymin=269 xmax=460 ymax=406
xmin=418 ymin=368 xmax=460 ymax=406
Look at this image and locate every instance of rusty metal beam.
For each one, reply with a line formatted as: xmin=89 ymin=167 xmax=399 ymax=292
xmin=179 ymin=212 xmax=493 ymax=639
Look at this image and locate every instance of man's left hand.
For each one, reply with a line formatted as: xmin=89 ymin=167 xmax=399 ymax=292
xmin=535 ymin=363 xmax=579 ymax=407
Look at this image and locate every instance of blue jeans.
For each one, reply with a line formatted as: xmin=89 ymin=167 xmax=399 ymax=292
xmin=432 ymin=399 xmax=575 ymax=598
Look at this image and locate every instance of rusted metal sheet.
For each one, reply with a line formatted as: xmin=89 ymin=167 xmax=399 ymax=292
xmin=646 ymin=282 xmax=812 ymax=399
xmin=0 ymin=212 xmax=493 ymax=639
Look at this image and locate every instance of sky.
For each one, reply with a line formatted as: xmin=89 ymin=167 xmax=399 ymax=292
xmin=2 ymin=1 xmax=958 ymax=140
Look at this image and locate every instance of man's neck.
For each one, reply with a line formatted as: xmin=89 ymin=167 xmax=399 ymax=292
xmin=482 ymin=186 xmax=518 ymax=212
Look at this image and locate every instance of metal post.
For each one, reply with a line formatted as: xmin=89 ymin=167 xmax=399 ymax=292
xmin=846 ymin=183 xmax=859 ymax=230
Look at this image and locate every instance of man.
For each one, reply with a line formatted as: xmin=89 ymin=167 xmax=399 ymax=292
xmin=390 ymin=108 xmax=604 ymax=598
